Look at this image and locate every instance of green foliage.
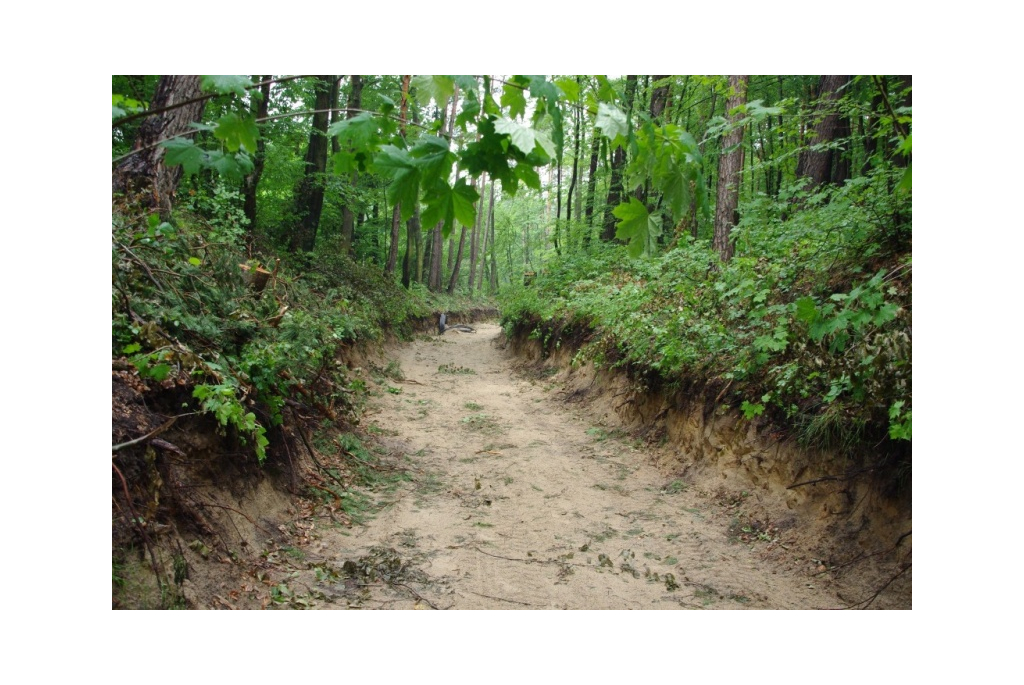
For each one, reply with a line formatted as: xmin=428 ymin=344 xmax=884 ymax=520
xmin=613 ymin=198 xmax=662 ymax=258
xmin=113 ymin=190 xmax=437 ymax=466
xmin=193 ymin=382 xmax=270 ymax=462
xmin=499 ymin=165 xmax=911 ymax=454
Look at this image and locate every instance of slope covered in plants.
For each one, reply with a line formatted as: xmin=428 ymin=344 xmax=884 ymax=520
xmin=500 ymin=168 xmax=911 ymax=486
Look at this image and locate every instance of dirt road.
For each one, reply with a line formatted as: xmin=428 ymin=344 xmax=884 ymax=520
xmin=318 ymin=323 xmax=844 ymax=609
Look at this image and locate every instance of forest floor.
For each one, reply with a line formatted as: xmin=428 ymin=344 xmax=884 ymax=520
xmin=276 ymin=322 xmax=858 ymax=610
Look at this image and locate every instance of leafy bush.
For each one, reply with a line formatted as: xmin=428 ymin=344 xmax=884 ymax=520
xmin=112 ymin=195 xmax=439 ymax=465
xmin=499 ymin=170 xmax=911 ymax=453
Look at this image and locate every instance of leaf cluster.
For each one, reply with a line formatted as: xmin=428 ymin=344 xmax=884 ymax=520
xmin=499 ymin=169 xmax=912 ymax=454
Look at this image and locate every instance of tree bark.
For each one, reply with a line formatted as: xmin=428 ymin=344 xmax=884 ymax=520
xmin=566 ymin=92 xmax=581 ymax=252
xmin=487 ymin=182 xmax=498 ymax=293
xmin=387 ymin=76 xmax=411 ymax=275
xmin=601 ymin=75 xmax=638 ymax=242
xmin=112 ymin=75 xmax=206 ymax=218
xmin=796 ymin=75 xmax=851 ymax=189
xmin=712 ymin=75 xmax=749 ymax=262
xmin=583 ymin=132 xmax=599 ymax=247
xmin=290 ymin=75 xmax=334 ymax=252
xmin=340 ymin=75 xmax=364 ymax=255
xmin=649 ymin=75 xmax=671 ymax=121
xmin=242 ymin=75 xmax=271 ymax=235
xmin=467 ymin=175 xmax=485 ymax=296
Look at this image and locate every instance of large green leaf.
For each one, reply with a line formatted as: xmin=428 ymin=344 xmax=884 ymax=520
xmin=162 ymin=138 xmax=205 ymax=176
xmin=411 ymin=75 xmax=455 ymax=106
xmin=421 ymin=177 xmax=479 ymax=238
xmin=208 ymin=150 xmax=253 ymax=183
xmin=328 ymin=111 xmax=377 ymax=149
xmin=213 ymin=113 xmax=259 ymax=153
xmin=200 ymin=76 xmax=252 ymax=97
xmin=613 ymin=198 xmax=662 ymax=258
xmin=554 ymin=77 xmax=580 ymax=103
xmin=494 ymin=118 xmax=539 ymax=156
xmin=377 ymin=145 xmax=421 ymax=221
xmin=501 ymin=77 xmax=530 ymax=119
xmin=596 ymin=103 xmax=628 ymax=148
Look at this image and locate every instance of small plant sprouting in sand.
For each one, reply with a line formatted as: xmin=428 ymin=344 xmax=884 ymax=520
xmin=438 ymin=363 xmax=476 ymax=375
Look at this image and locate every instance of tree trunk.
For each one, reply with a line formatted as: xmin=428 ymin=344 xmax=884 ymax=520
xmin=112 ymin=75 xmax=206 ymax=218
xmin=242 ymin=75 xmax=271 ymax=236
xmin=387 ymin=76 xmax=410 ymax=274
xmin=601 ymin=75 xmax=638 ymax=241
xmin=796 ymin=75 xmax=851 ymax=189
xmin=487 ymin=182 xmax=498 ymax=293
xmin=712 ymin=75 xmax=749 ymax=262
xmin=290 ymin=75 xmax=334 ymax=252
xmin=649 ymin=75 xmax=671 ymax=121
xmin=566 ymin=93 xmax=580 ymax=252
xmin=583 ymin=132 xmax=599 ymax=247
xmin=340 ymin=75 xmax=364 ymax=255
xmin=467 ymin=175 xmax=485 ymax=296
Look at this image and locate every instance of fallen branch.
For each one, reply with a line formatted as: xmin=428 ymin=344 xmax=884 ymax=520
xmin=390 ymin=582 xmax=442 ymax=610
xmin=112 ymin=463 xmax=165 ymax=590
xmin=112 ymin=417 xmax=176 ymax=452
xmin=193 ymin=501 xmax=276 ymax=538
xmin=288 ymin=408 xmax=348 ymax=493
xmin=464 ymin=589 xmax=536 ymax=606
xmin=786 ymin=468 xmax=873 ymax=490
xmin=844 ymin=563 xmax=911 ymax=610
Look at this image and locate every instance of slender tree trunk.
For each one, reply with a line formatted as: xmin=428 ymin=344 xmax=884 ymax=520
xmin=446 ymin=225 xmax=468 ymax=294
xmin=387 ymin=76 xmax=410 ymax=275
xmin=112 ymin=75 xmax=206 ymax=218
xmin=340 ymin=75 xmax=364 ymax=255
xmin=583 ymin=132 xmax=600 ymax=241
xmin=601 ymin=75 xmax=638 ymax=241
xmin=468 ymin=175 xmax=485 ymax=296
xmin=428 ymin=90 xmax=457 ymax=291
xmin=566 ymin=94 xmax=580 ymax=253
xmin=488 ymin=182 xmax=498 ymax=293
xmin=712 ymin=75 xmax=749 ymax=262
xmin=290 ymin=75 xmax=334 ymax=252
xmin=476 ymin=181 xmax=489 ymax=293
xmin=242 ymin=75 xmax=271 ymax=237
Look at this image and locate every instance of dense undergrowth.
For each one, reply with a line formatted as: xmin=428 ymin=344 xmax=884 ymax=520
xmin=112 ymin=189 xmax=495 ymax=606
xmin=500 ymin=169 xmax=911 ymax=475
xmin=112 ymin=189 xmax=487 ymax=464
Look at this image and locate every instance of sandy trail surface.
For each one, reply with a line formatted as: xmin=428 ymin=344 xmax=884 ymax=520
xmin=318 ymin=323 xmax=844 ymax=609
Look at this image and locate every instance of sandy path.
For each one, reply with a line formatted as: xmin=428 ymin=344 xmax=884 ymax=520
xmin=320 ymin=323 xmax=843 ymax=609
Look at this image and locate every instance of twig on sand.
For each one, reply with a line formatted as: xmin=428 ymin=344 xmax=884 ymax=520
xmin=464 ymin=589 xmax=536 ymax=606
xmin=472 ymin=546 xmax=538 ymax=563
xmin=842 ymin=563 xmax=911 ymax=610
xmin=390 ymin=581 xmax=442 ymax=610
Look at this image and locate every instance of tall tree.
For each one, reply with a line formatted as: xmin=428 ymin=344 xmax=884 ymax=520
xmin=601 ymin=75 xmax=638 ymax=241
xmin=712 ymin=75 xmax=749 ymax=262
xmin=340 ymin=75 xmax=364 ymax=255
xmin=487 ymin=182 xmax=498 ymax=293
xmin=290 ymin=75 xmax=334 ymax=252
xmin=428 ymin=89 xmax=458 ymax=291
xmin=242 ymin=76 xmax=272 ymax=234
xmin=583 ymin=133 xmax=599 ymax=246
xmin=112 ymin=75 xmax=206 ymax=217
xmin=565 ymin=82 xmax=581 ymax=252
xmin=387 ymin=76 xmax=411 ymax=275
xmin=796 ymin=75 xmax=851 ymax=189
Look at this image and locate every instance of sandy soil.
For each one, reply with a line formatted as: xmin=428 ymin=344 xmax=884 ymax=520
xmin=304 ymin=323 xmax=848 ymax=610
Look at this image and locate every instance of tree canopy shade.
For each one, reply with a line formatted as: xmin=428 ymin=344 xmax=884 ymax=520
xmin=114 ymin=75 xmax=910 ymax=276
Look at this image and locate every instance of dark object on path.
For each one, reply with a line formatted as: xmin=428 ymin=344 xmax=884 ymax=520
xmin=438 ymin=313 xmax=475 ymax=334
